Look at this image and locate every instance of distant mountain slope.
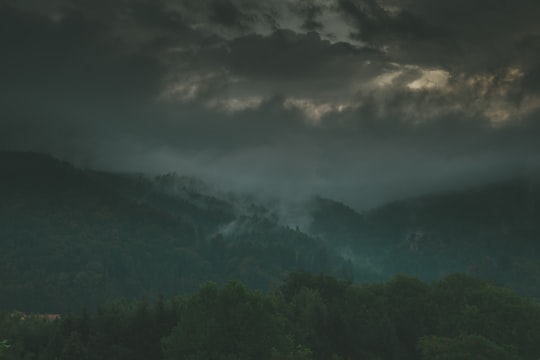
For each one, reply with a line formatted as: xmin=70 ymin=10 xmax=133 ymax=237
xmin=0 ymin=152 xmax=358 ymax=312
xmin=2 ymin=151 xmax=540 ymax=311
xmin=308 ymin=179 xmax=540 ymax=297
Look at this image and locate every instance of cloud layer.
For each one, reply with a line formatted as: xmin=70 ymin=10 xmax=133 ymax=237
xmin=1 ymin=0 xmax=540 ymax=208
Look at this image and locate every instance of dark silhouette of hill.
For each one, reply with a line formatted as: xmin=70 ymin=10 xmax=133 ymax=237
xmin=0 ymin=152 xmax=356 ymax=312
xmin=2 ymin=151 xmax=540 ymax=312
xmin=308 ymin=179 xmax=540 ymax=297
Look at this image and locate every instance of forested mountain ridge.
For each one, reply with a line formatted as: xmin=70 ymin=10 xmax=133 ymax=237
xmin=309 ymin=178 xmax=540 ymax=297
xmin=2 ymin=151 xmax=540 ymax=312
xmin=0 ymin=152 xmax=356 ymax=312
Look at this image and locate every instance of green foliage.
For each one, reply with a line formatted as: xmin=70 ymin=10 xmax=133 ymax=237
xmin=162 ymin=281 xmax=289 ymax=360
xmin=0 ymin=152 xmax=358 ymax=312
xmin=60 ymin=332 xmax=87 ymax=360
xmin=271 ymin=345 xmax=313 ymax=360
xmin=3 ymin=153 xmax=540 ymax=360
xmin=4 ymin=152 xmax=540 ymax=316
xmin=2 ymin=273 xmax=540 ymax=360
xmin=0 ymin=339 xmax=11 ymax=356
xmin=418 ymin=335 xmax=522 ymax=360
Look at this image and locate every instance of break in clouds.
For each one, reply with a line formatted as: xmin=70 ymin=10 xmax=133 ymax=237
xmin=1 ymin=0 xmax=540 ymax=208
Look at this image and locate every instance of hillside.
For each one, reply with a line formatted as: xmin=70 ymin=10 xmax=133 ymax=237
xmin=309 ymin=180 xmax=540 ymax=297
xmin=2 ymin=151 xmax=540 ymax=312
xmin=0 ymin=152 xmax=357 ymax=312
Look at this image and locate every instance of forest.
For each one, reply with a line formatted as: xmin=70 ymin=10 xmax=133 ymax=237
xmin=3 ymin=0 xmax=540 ymax=358
xmin=2 ymin=152 xmax=540 ymax=358
xmin=1 ymin=272 xmax=540 ymax=360
xmin=2 ymin=152 xmax=540 ymax=312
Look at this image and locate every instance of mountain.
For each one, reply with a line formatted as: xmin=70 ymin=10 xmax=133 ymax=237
xmin=2 ymin=151 xmax=540 ymax=312
xmin=308 ymin=180 xmax=540 ymax=297
xmin=0 ymin=152 xmax=358 ymax=312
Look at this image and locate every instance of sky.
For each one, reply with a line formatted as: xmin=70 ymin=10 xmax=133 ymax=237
xmin=1 ymin=0 xmax=540 ymax=208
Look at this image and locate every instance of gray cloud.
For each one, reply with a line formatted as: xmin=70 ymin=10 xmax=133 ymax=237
xmin=1 ymin=0 xmax=540 ymax=209
xmin=380 ymin=0 xmax=540 ymax=71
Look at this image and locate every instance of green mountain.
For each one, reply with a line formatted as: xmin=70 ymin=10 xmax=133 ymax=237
xmin=308 ymin=180 xmax=540 ymax=297
xmin=2 ymin=151 xmax=540 ymax=312
xmin=0 ymin=152 xmax=356 ymax=312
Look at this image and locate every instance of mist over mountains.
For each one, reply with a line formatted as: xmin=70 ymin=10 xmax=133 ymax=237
xmin=2 ymin=0 xmax=540 ymax=210
xmin=2 ymin=151 xmax=540 ymax=312
xmin=3 ymin=1 xmax=540 ymax=358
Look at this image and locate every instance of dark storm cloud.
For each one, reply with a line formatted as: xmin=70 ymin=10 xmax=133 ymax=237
xmin=0 ymin=1 xmax=167 ymax=94
xmin=376 ymin=0 xmax=540 ymax=72
xmin=289 ymin=0 xmax=325 ymax=31
xmin=208 ymin=0 xmax=252 ymax=29
xmin=0 ymin=2 xmax=164 ymax=157
xmin=337 ymin=0 xmax=445 ymax=43
xmin=1 ymin=0 xmax=540 ymax=208
xmin=229 ymin=30 xmax=377 ymax=77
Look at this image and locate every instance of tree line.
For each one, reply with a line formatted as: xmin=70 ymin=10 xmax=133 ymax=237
xmin=1 ymin=272 xmax=539 ymax=360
